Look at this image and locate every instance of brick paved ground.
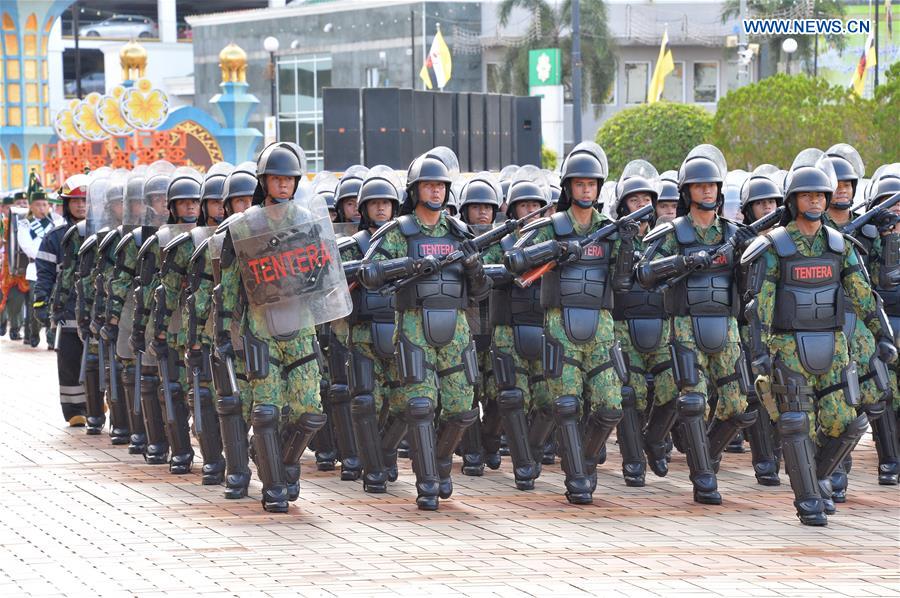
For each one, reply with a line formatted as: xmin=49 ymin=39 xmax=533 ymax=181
xmin=0 ymin=338 xmax=898 ymax=597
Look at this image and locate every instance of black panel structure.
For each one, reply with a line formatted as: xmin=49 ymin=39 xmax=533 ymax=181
xmin=513 ymin=96 xmax=542 ymax=166
xmin=398 ymin=89 xmax=414 ymax=167
xmin=322 ymin=88 xmax=361 ymax=170
xmin=484 ymin=93 xmax=501 ymax=171
xmin=468 ymin=93 xmax=485 ymax=171
xmin=499 ymin=94 xmax=513 ymax=167
xmin=433 ymin=92 xmax=455 ymax=152
xmin=413 ymin=91 xmax=435 ymax=156
xmin=362 ymin=88 xmax=402 ymax=168
xmin=455 ymin=92 xmax=470 ymax=172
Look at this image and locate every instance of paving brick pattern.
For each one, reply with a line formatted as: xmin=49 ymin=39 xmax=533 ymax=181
xmin=1 ymin=339 xmax=898 ymax=597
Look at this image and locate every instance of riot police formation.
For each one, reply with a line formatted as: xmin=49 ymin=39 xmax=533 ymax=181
xmin=8 ymin=140 xmax=898 ymax=526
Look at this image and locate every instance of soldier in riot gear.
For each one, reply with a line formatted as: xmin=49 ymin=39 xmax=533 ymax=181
xmin=35 ymin=174 xmax=90 ymax=424
xmin=741 ymin=149 xmax=897 ymax=526
xmin=655 ymin=171 xmax=679 ymax=224
xmin=457 ymin=172 xmax=504 ymax=476
xmin=736 ymin=166 xmax=784 ymax=487
xmin=608 ymin=160 xmax=671 ymax=488
xmin=864 ymin=165 xmax=900 ymax=487
xmin=335 ymin=165 xmax=367 ymax=224
xmin=200 ymin=162 xmax=256 ymax=498
xmin=339 ymin=166 xmax=405 ymax=493
xmin=636 ymin=145 xmax=757 ymax=505
xmin=107 ymin=162 xmax=175 ymax=458
xmin=358 ymin=148 xmax=489 ymax=511
xmin=215 ymin=142 xmax=347 ymax=513
xmin=155 ymin=163 xmax=234 ymax=483
xmin=503 ymin=142 xmax=636 ymax=504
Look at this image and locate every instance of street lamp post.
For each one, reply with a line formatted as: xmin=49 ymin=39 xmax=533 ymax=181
xmin=782 ymin=37 xmax=797 ymax=75
xmin=263 ymin=36 xmax=280 ymax=118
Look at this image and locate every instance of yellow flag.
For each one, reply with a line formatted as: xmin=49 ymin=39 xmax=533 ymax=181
xmin=647 ymin=30 xmax=674 ymax=103
xmin=420 ymin=25 xmax=452 ymax=90
xmin=850 ymin=31 xmax=877 ymax=96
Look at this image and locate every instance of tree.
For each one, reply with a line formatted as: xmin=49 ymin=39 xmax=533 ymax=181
xmin=873 ymin=62 xmax=900 ymax=167
xmin=595 ymin=103 xmax=712 ymax=179
xmin=721 ymin=1 xmax=846 ymax=76
xmin=711 ymin=74 xmax=879 ymax=171
xmin=542 ymin=144 xmax=558 ymax=170
xmin=497 ymin=0 xmax=616 ymax=116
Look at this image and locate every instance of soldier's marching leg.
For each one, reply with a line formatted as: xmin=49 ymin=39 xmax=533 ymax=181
xmin=158 ymin=354 xmax=194 ymax=475
xmin=348 ymin=345 xmax=388 ymax=492
xmin=407 ymin=397 xmax=440 ymax=511
xmin=314 ymin=378 xmax=338 ymax=471
xmin=140 ymin=360 xmax=169 ymax=464
xmin=217 ymin=395 xmax=251 ymax=499
xmin=744 ymin=389 xmax=781 ymax=486
xmin=528 ymin=406 xmax=555 ymax=478
xmin=645 ymin=360 xmax=680 ymax=477
xmin=283 ymin=412 xmax=327 ymax=502
xmin=553 ymin=395 xmax=593 ymax=504
xmin=497 ymin=388 xmax=538 ymax=490
xmin=618 ymin=387 xmax=647 ymax=487
xmin=57 ymin=329 xmax=87 ymax=425
xmin=707 ymin=347 xmax=754 ymax=473
xmin=329 ymin=336 xmax=361 ymax=481
xmin=121 ymin=361 xmax=146 ymax=455
xmin=437 ymin=408 xmax=479 ymax=499
xmin=677 ymin=392 xmax=721 ymax=505
xmin=251 ymin=404 xmax=289 ymax=513
xmin=382 ymin=412 xmax=408 ymax=483
xmin=193 ymin=380 xmax=225 ymax=486
xmin=869 ymin=399 xmax=900 ymax=485
xmin=481 ymin=397 xmax=503 ymax=470
xmin=460 ymin=401 xmax=485 ymax=476
xmin=83 ymin=348 xmax=106 ymax=435
xmin=107 ymin=357 xmax=130 ymax=445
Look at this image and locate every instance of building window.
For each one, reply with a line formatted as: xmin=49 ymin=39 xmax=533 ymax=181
xmin=693 ymin=61 xmax=719 ymax=103
xmin=365 ymin=67 xmax=380 ymax=88
xmin=276 ymin=54 xmax=331 ymax=171
xmin=661 ymin=61 xmax=685 ymax=103
xmin=624 ymin=62 xmax=649 ymax=104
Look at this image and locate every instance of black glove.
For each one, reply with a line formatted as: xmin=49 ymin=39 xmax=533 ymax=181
xmin=215 ymin=333 xmax=235 ymax=360
xmin=130 ymin=327 xmax=146 ymax=354
xmin=875 ymin=211 xmax=900 ymax=234
xmin=618 ymin=220 xmax=640 ymax=242
xmin=686 ymin=251 xmax=712 ymax=270
xmin=186 ymin=347 xmax=206 ymax=370
xmin=733 ymin=226 xmax=757 ymax=250
xmin=33 ymin=301 xmax=49 ymax=323
xmin=414 ymin=254 xmax=441 ymax=276
xmin=751 ymin=353 xmax=772 ymax=377
xmin=460 ymin=240 xmax=484 ymax=276
xmin=100 ymin=323 xmax=118 ymax=343
xmin=877 ymin=338 xmax=898 ymax=364
xmin=150 ymin=337 xmax=169 ymax=360
xmin=558 ymin=240 xmax=583 ymax=264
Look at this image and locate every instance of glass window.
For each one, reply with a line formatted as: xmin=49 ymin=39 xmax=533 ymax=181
xmin=661 ymin=62 xmax=685 ymax=103
xmin=278 ymin=120 xmax=296 ymax=143
xmin=278 ymin=64 xmax=296 ymax=114
xmin=624 ymin=62 xmax=649 ymax=104
xmin=693 ymin=62 xmax=719 ymax=103
xmin=275 ymin=54 xmax=332 ymax=172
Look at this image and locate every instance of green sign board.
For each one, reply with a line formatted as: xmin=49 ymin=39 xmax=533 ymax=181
xmin=529 ymin=48 xmax=561 ymax=87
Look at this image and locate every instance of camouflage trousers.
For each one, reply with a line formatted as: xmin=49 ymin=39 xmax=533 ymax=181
xmin=395 ymin=309 xmax=475 ymax=419
xmin=614 ymin=320 xmax=673 ymax=411
xmin=244 ymin=333 xmax=323 ymax=425
xmin=653 ymin=330 xmax=747 ymax=421
xmin=489 ymin=324 xmax=551 ymax=411
xmin=846 ymin=316 xmax=881 ymax=406
xmin=348 ymin=324 xmax=405 ymax=416
xmin=543 ymin=309 xmax=621 ymax=412
xmin=765 ymin=332 xmax=857 ymax=440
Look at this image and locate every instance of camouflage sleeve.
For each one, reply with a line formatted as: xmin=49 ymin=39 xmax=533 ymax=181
xmin=521 ymin=222 xmax=554 ymax=246
xmin=217 ymin=233 xmax=240 ymax=338
xmin=757 ymin=248 xmax=779 ymax=344
xmin=133 ymin=245 xmax=160 ymax=332
xmin=868 ymin=236 xmax=882 ymax=285
xmin=54 ymin=245 xmax=77 ymax=314
xmin=107 ymin=243 xmax=136 ymax=321
xmin=367 ymin=226 xmax=405 ymax=262
xmin=192 ymin=256 xmax=215 ymax=325
xmin=843 ymin=244 xmax=886 ymax=339
xmin=481 ymin=242 xmax=504 ymax=265
xmin=340 ymin=244 xmax=363 ymax=262
xmin=155 ymin=243 xmax=191 ymax=339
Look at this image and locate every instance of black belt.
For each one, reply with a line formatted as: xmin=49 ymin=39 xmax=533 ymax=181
xmin=280 ymin=353 xmax=318 ymax=379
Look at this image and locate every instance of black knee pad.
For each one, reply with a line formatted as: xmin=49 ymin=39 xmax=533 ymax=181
xmin=670 ymin=342 xmax=699 ymax=389
xmin=351 ymin=394 xmax=378 ymax=417
xmin=676 ymin=392 xmax=705 ymax=418
xmin=216 ymin=394 xmax=242 ymax=416
xmin=348 ymin=349 xmax=375 ymax=395
xmin=251 ymin=404 xmax=279 ymax=430
xmin=497 ymin=388 xmax=525 ymax=413
xmin=778 ymin=411 xmax=810 ymax=437
xmin=407 ymin=397 xmax=434 ymax=422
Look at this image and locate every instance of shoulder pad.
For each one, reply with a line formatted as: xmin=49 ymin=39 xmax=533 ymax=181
xmin=445 ymin=215 xmax=472 ymax=239
xmin=397 ymin=214 xmax=420 ymax=236
xmin=62 ymin=223 xmax=80 ymax=245
xmin=858 ymin=223 xmax=878 ymax=240
xmin=550 ymin=212 xmax=573 ymax=236
xmin=722 ymin=219 xmax=739 ymax=238
xmin=164 ymin=230 xmax=192 ymax=253
xmin=823 ymin=226 xmax=845 ymax=253
xmin=739 ymin=235 xmax=773 ymax=266
xmin=78 ymin=234 xmax=98 ymax=256
xmin=351 ymin=229 xmax=372 ymax=254
xmin=113 ymin=232 xmax=133 ymax=256
xmin=768 ymin=226 xmax=797 ymax=258
xmin=189 ymin=236 xmax=211 ymax=265
xmin=136 ymin=233 xmax=159 ymax=260
xmin=98 ymin=228 xmax=122 ymax=252
xmin=337 ymin=235 xmax=357 ymax=252
xmin=644 ymin=221 xmax=674 ymax=244
xmin=844 ymin=233 xmax=867 ymax=256
xmin=216 ymin=212 xmax=245 ymax=233
xmin=519 ymin=215 xmax=551 ymax=235
xmin=500 ymin=234 xmax=517 ymax=252
xmin=672 ymin=217 xmax=697 ymax=244
xmin=371 ymin=218 xmax=402 ymax=243
xmin=75 ymin=220 xmax=86 ymax=238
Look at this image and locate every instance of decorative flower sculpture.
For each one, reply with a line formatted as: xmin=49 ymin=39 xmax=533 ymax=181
xmin=96 ymin=86 xmax=134 ymax=137
xmin=120 ymin=78 xmax=169 ymax=131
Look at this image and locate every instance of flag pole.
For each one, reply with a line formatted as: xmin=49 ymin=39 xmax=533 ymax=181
xmin=437 ymin=23 xmax=444 ymax=91
xmin=422 ymin=2 xmax=427 ymax=90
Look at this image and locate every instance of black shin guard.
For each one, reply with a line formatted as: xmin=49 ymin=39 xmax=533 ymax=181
xmin=481 ymin=399 xmax=503 ymax=470
xmin=251 ymin=404 xmax=289 ymax=512
xmin=122 ymin=364 xmax=146 ymax=454
xmin=160 ymin=384 xmax=194 ymax=474
xmin=283 ymin=412 xmax=328 ymax=501
xmin=869 ymin=401 xmax=900 ymax=485
xmin=815 ymin=413 xmax=869 ymax=508
xmin=708 ymin=411 xmax=758 ymax=472
xmin=351 ymin=394 xmax=389 ymax=493
xmin=193 ymin=385 xmax=224 ymax=485
xmin=436 ymin=408 xmax=479 ymax=499
xmin=618 ymin=390 xmax=646 ymax=487
xmin=217 ymin=395 xmax=250 ymax=499
xmin=460 ymin=412 xmax=485 ymax=476
xmin=744 ymin=394 xmax=780 ymax=486
xmin=330 ymin=384 xmax=362 ymax=481
xmin=528 ymin=406 xmax=555 ymax=478
xmin=381 ymin=414 xmax=408 ymax=483
xmin=140 ymin=369 xmax=168 ymax=464
xmin=83 ymin=354 xmax=106 ymax=434
xmin=644 ymin=399 xmax=677 ymax=477
xmin=676 ymin=393 xmax=720 ymax=505
xmin=584 ymin=407 xmax=623 ymax=492
xmin=314 ymin=380 xmax=338 ymax=471
xmin=779 ymin=411 xmax=827 ymax=526
xmin=407 ymin=398 xmax=440 ymax=510
xmin=553 ymin=396 xmax=593 ymax=505
xmin=107 ymin=361 xmax=130 ymax=445
xmin=497 ymin=389 xmax=538 ymax=490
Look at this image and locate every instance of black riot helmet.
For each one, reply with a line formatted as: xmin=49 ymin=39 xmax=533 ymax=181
xmin=657 ymin=170 xmax=679 ymax=204
xmin=166 ymin=167 xmax=203 ymax=224
xmin=781 ymin=148 xmax=837 ymax=224
xmin=358 ymin=165 xmax=402 ymax=230
xmin=740 ymin=165 xmax=784 ymax=223
xmin=677 ymin=144 xmax=727 ymax=216
xmin=404 ymin=147 xmax=457 ymax=213
xmin=253 ymin=141 xmax=306 ymax=205
xmin=612 ymin=160 xmax=659 ymax=219
xmin=222 ymin=161 xmax=257 ymax=215
xmin=825 ymin=143 xmax=865 ymax=208
xmin=199 ymin=162 xmax=234 ymax=225
xmin=335 ymin=165 xmax=368 ymax=223
xmin=459 ymin=171 xmax=503 ymax=224
xmin=506 ymin=166 xmax=550 ymax=220
xmin=867 ymin=165 xmax=900 ymax=210
xmin=558 ymin=141 xmax=608 ymax=211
